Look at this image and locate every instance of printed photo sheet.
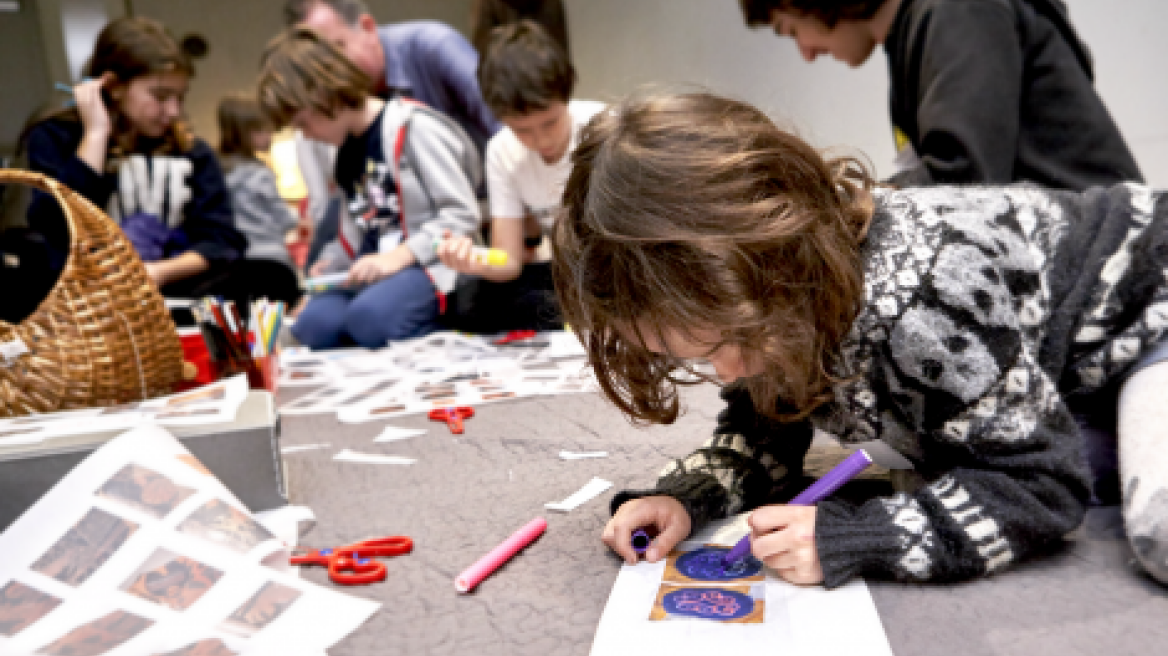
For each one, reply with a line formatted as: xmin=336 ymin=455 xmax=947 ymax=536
xmin=0 ymin=376 xmax=250 ymax=448
xmin=0 ymin=425 xmax=379 ymax=656
xmin=277 ymin=331 xmax=599 ymax=423
xmin=588 ymin=514 xmax=893 ymax=656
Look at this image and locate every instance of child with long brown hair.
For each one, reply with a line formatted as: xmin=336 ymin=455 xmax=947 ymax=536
xmin=553 ymin=90 xmax=1168 ymax=587
xmin=217 ymin=94 xmax=303 ymax=307
xmin=24 ymin=17 xmax=246 ymax=300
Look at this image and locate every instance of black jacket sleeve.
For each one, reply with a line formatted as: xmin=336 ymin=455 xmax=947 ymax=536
xmin=896 ymin=0 xmax=1023 ymax=185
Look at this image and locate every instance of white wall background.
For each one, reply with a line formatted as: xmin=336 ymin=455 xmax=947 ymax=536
xmin=567 ymin=0 xmax=895 ymax=174
xmin=10 ymin=0 xmax=1166 ymax=185
xmin=1066 ymin=0 xmax=1168 ymax=186
xmin=566 ymin=0 xmax=1168 ymax=186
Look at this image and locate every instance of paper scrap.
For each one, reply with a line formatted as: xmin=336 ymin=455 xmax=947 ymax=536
xmin=281 ymin=443 xmax=331 ymax=454
xmin=254 ymin=505 xmax=317 ymax=550
xmin=559 ymin=450 xmax=609 ymax=460
xmin=374 ymin=426 xmax=427 ymax=443
xmin=333 ymin=449 xmax=417 ymax=465
xmin=546 ymin=477 xmax=613 ymax=512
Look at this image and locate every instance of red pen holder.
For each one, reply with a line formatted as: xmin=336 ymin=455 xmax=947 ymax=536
xmin=177 ymin=328 xmax=279 ymax=395
xmin=178 ymin=328 xmax=218 ymax=387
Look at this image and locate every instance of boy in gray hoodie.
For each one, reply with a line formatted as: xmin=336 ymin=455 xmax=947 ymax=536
xmin=259 ymin=28 xmax=482 ymax=348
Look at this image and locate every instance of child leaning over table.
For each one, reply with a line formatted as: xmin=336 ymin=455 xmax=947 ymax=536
xmin=551 ymin=90 xmax=1168 ymax=587
xmin=258 ymin=28 xmax=482 ymax=348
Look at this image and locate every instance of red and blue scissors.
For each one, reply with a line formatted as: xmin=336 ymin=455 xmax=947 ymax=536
xmin=429 ymin=405 xmax=474 ymax=434
xmin=291 ymin=536 xmax=413 ymax=585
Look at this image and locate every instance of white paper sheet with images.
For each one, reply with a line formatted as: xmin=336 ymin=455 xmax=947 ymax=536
xmin=0 ymin=376 xmax=251 ymax=445
xmin=277 ymin=331 xmax=600 ymax=424
xmin=588 ymin=514 xmax=893 ymax=656
xmin=0 ymin=425 xmax=379 ymax=656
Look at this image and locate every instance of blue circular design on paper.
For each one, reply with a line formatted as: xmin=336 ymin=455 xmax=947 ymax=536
xmin=662 ymin=587 xmax=755 ymax=620
xmin=675 ymin=547 xmax=763 ymax=581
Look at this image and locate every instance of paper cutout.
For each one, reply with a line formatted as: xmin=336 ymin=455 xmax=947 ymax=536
xmin=280 ymin=444 xmax=331 ymax=454
xmin=650 ymin=584 xmax=764 ymax=623
xmin=558 ymin=451 xmax=608 ymax=460
xmin=374 ymin=426 xmax=426 ymax=442
xmin=545 ymin=477 xmax=613 ymax=512
xmin=333 ymin=449 xmax=416 ymax=465
xmin=664 ymin=545 xmax=764 ymax=584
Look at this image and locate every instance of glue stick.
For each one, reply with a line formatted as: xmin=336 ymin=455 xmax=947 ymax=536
xmin=433 ymin=237 xmax=509 ymax=267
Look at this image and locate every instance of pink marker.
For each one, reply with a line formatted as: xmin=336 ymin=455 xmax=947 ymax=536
xmin=455 ymin=516 xmax=547 ymax=593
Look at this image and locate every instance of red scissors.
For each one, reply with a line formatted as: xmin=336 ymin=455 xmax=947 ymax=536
xmin=429 ymin=406 xmax=474 ymax=434
xmin=290 ymin=536 xmax=413 ymax=585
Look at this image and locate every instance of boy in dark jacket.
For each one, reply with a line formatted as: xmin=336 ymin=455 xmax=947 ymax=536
xmin=738 ymin=0 xmax=1143 ymax=190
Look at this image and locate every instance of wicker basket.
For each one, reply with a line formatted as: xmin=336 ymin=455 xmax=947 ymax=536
xmin=0 ymin=169 xmax=183 ymax=416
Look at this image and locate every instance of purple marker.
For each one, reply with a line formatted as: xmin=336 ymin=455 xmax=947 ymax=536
xmin=721 ymin=449 xmax=873 ymax=569
xmin=631 ymin=529 xmax=652 ymax=554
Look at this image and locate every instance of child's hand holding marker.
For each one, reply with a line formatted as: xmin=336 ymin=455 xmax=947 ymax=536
xmin=434 ymin=233 xmax=508 ymax=275
xmin=605 ymin=496 xmax=822 ymax=584
xmin=602 ymin=495 xmax=691 ymax=565
xmin=746 ymin=505 xmax=823 ymax=585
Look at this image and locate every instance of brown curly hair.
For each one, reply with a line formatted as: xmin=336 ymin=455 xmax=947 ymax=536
xmin=551 ymin=90 xmax=874 ymax=425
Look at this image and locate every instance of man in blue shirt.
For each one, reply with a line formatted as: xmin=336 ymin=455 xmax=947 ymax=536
xmin=284 ymin=0 xmax=501 ymax=157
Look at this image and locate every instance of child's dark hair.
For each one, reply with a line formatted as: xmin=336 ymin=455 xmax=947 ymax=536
xmin=40 ymin=17 xmax=195 ymax=157
xmin=477 ymin=19 xmax=576 ymax=119
xmin=283 ymin=0 xmax=368 ymax=26
xmin=739 ymin=0 xmax=886 ymax=28
xmin=551 ymin=91 xmax=874 ymax=424
xmin=217 ymin=94 xmax=269 ymax=163
xmin=257 ymin=28 xmax=370 ymax=128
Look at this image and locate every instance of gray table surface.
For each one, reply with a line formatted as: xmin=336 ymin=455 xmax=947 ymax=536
xmin=279 ymin=385 xmax=1168 ymax=656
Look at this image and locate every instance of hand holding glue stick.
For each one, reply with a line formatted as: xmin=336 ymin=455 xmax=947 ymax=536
xmin=433 ymin=233 xmax=509 ymax=271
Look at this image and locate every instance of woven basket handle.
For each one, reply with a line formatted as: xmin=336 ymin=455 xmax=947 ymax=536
xmin=0 ymin=168 xmax=80 ymax=246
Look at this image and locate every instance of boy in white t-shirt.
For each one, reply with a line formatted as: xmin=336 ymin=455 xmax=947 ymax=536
xmin=437 ymin=20 xmax=603 ymax=333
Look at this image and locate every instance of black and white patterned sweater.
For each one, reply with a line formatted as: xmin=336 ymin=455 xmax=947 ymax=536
xmin=613 ymin=183 xmax=1168 ymax=587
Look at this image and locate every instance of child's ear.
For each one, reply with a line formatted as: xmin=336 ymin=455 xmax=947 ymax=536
xmin=358 ymin=13 xmax=378 ymax=34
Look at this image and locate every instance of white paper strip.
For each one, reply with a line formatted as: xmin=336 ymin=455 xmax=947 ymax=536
xmin=374 ymin=426 xmax=427 ymax=442
xmin=559 ymin=451 xmax=609 ymax=460
xmin=545 ymin=477 xmax=613 ymax=512
xmin=281 ymin=444 xmax=331 ymax=454
xmin=333 ymin=449 xmax=417 ymax=465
